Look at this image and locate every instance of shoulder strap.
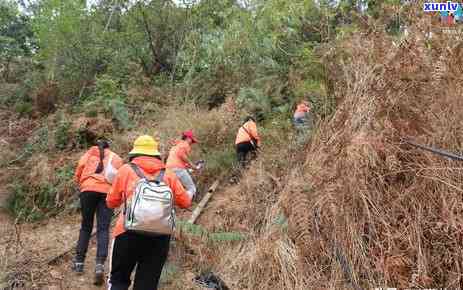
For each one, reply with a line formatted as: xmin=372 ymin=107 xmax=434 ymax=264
xmin=155 ymin=169 xmax=166 ymax=184
xmin=241 ymin=123 xmax=257 ymax=148
xmin=130 ymin=163 xmax=166 ymax=184
xmin=129 ymin=163 xmax=146 ymax=180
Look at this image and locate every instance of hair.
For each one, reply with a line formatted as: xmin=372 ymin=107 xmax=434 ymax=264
xmin=95 ymin=140 xmax=110 ymax=174
xmin=244 ymin=116 xmax=255 ymax=124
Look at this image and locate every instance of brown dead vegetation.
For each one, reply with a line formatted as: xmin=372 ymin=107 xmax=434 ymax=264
xmin=4 ymin=5 xmax=463 ymax=290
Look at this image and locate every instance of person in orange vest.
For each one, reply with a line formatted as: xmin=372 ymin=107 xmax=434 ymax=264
xmin=73 ymin=139 xmax=123 ymax=285
xmin=293 ymin=101 xmax=310 ymax=127
xmin=235 ymin=116 xmax=260 ymax=166
xmin=166 ymin=130 xmax=199 ymax=199
xmin=106 ymin=135 xmax=191 ymax=290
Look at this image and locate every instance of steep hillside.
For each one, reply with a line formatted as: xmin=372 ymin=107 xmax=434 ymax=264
xmin=3 ymin=1 xmax=463 ymax=290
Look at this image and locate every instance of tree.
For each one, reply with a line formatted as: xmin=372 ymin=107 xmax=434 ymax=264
xmin=0 ymin=0 xmax=34 ymax=81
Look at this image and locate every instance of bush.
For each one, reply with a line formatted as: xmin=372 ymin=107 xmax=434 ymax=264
xmin=83 ymin=75 xmax=132 ymax=130
xmin=202 ymin=147 xmax=237 ymax=180
xmin=6 ymin=163 xmax=75 ymax=222
xmin=54 ymin=119 xmax=71 ymax=150
xmin=7 ymin=183 xmax=56 ymax=222
xmin=236 ymin=87 xmax=271 ymax=120
xmin=14 ymin=101 xmax=33 ymax=117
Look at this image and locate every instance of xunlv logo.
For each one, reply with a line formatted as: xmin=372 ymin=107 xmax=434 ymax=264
xmin=424 ymin=2 xmax=461 ymax=12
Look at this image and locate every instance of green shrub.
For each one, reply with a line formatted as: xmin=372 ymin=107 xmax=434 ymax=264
xmin=177 ymin=220 xmax=246 ymax=243
xmin=209 ymin=232 xmax=246 ymax=242
xmin=14 ymin=101 xmax=33 ymax=117
xmin=203 ymin=147 xmax=236 ymax=179
xmin=54 ymin=120 xmax=71 ymax=150
xmin=6 ymin=183 xmax=57 ymax=222
xmin=6 ymin=163 xmax=74 ymax=222
xmin=83 ymin=75 xmax=132 ymax=130
xmin=236 ymin=87 xmax=272 ymax=120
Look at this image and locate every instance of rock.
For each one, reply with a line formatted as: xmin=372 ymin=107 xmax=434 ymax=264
xmin=50 ymin=270 xmax=63 ymax=280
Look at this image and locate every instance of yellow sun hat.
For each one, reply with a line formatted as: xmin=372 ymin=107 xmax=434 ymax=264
xmin=129 ymin=135 xmax=160 ymax=156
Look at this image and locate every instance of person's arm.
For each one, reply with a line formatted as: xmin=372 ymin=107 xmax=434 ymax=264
xmin=74 ymin=153 xmax=88 ymax=184
xmin=166 ymin=172 xmax=192 ymax=209
xmin=178 ymin=147 xmax=197 ymax=169
xmin=106 ymin=167 xmax=127 ymax=209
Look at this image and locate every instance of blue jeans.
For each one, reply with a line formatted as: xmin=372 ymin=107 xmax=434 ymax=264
xmin=173 ymin=168 xmax=196 ymax=198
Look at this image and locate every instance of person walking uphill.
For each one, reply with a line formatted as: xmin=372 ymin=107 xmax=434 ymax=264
xmin=73 ymin=139 xmax=123 ymax=285
xmin=166 ymin=130 xmax=200 ymax=200
xmin=293 ymin=100 xmax=313 ymax=129
xmin=235 ymin=116 xmax=260 ymax=167
xmin=106 ymin=135 xmax=192 ymax=290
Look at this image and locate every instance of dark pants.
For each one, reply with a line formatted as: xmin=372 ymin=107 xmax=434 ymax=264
xmin=75 ymin=191 xmax=113 ymax=264
xmin=236 ymin=142 xmax=257 ymax=167
xmin=108 ymin=232 xmax=171 ymax=290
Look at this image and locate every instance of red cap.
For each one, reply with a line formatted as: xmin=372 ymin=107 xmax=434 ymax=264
xmin=182 ymin=130 xmax=198 ymax=143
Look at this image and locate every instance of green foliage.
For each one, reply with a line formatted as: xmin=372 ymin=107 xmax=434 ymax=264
xmin=7 ymin=182 xmax=56 ymax=222
xmin=3 ymin=126 xmax=49 ymax=167
xmin=177 ymin=220 xmax=208 ymax=236
xmin=83 ymin=75 xmax=132 ymax=130
xmin=202 ymin=147 xmax=236 ymax=180
xmin=6 ymin=161 xmax=74 ymax=222
xmin=237 ymin=88 xmax=271 ymax=120
xmin=209 ymin=232 xmax=246 ymax=242
xmin=0 ymin=0 xmax=35 ymax=80
xmin=177 ymin=220 xmax=246 ymax=243
xmin=54 ymin=119 xmax=71 ymax=150
xmin=14 ymin=101 xmax=33 ymax=117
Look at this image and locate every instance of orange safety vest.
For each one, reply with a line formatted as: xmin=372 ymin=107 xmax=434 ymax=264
xmin=235 ymin=120 xmax=260 ymax=146
xmin=294 ymin=103 xmax=310 ymax=119
xmin=74 ymin=147 xmax=123 ymax=194
xmin=166 ymin=140 xmax=192 ymax=169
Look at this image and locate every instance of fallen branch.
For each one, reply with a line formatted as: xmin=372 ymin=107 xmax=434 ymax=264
xmin=188 ymin=180 xmax=220 ymax=224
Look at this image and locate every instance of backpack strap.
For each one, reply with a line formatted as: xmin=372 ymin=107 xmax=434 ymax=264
xmin=129 ymin=163 xmax=146 ymax=179
xmin=130 ymin=163 xmax=166 ymax=183
xmin=124 ymin=163 xmax=146 ymax=215
xmin=155 ymin=169 xmax=166 ymax=184
xmin=241 ymin=123 xmax=257 ymax=149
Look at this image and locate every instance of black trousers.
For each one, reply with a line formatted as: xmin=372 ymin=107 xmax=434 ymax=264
xmin=236 ymin=142 xmax=257 ymax=167
xmin=75 ymin=191 xmax=113 ymax=264
xmin=108 ymin=232 xmax=171 ymax=290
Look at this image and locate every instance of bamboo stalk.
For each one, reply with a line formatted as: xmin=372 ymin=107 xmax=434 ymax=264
xmin=188 ymin=180 xmax=220 ymax=224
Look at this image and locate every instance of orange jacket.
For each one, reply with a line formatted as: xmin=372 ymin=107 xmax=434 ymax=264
xmin=294 ymin=103 xmax=310 ymax=118
xmin=106 ymin=156 xmax=191 ymax=237
xmin=235 ymin=120 xmax=260 ymax=146
xmin=166 ymin=140 xmax=192 ymax=169
xmin=75 ymin=147 xmax=124 ymax=194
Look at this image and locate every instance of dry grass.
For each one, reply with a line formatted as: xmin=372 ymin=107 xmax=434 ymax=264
xmin=196 ymin=5 xmax=463 ymax=290
xmin=271 ymin=7 xmax=463 ymax=289
xmin=6 ymin=3 xmax=463 ymax=289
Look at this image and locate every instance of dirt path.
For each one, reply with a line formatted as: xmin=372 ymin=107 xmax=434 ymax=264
xmin=1 ymin=181 xmax=230 ymax=290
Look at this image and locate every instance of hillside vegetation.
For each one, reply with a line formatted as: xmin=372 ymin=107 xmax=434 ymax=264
xmin=3 ymin=0 xmax=463 ymax=289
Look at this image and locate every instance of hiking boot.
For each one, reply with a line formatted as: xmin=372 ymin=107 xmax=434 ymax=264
xmin=71 ymin=260 xmax=84 ymax=274
xmin=94 ymin=264 xmax=105 ymax=286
